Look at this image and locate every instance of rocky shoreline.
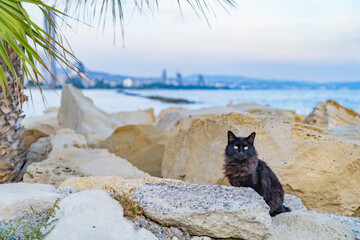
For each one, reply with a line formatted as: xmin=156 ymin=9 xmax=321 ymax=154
xmin=2 ymin=84 xmax=359 ymax=239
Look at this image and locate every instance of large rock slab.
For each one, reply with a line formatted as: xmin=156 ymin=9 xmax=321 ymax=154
xmin=22 ymin=107 xmax=59 ymax=148
xmin=317 ymin=212 xmax=360 ymax=239
xmin=269 ymin=211 xmax=354 ymax=240
xmin=25 ymin=137 xmax=52 ymax=165
xmin=303 ymin=100 xmax=360 ymax=127
xmin=326 ymin=125 xmax=360 ymax=145
xmin=22 ymin=108 xmax=59 ymax=130
xmin=156 ymin=107 xmax=246 ymax=131
xmin=60 ymin=176 xmax=184 ymax=198
xmin=20 ymin=137 xmax=52 ymax=180
xmin=111 ymin=108 xmax=155 ymax=125
xmin=45 ymin=190 xmax=157 ymax=240
xmin=99 ymin=125 xmax=170 ymax=177
xmin=155 ymin=107 xmax=184 ymax=123
xmin=23 ymin=129 xmax=150 ymax=187
xmin=58 ymin=85 xmax=125 ymax=146
xmin=156 ymin=104 xmax=299 ymax=131
xmin=0 ymin=183 xmax=59 ymax=221
xmin=22 ymin=124 xmax=56 ymax=148
xmin=229 ymin=102 xmax=297 ymax=122
xmin=162 ymin=112 xmax=360 ymax=216
xmin=134 ymin=184 xmax=271 ymax=239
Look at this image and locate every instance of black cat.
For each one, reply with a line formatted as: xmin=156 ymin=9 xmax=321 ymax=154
xmin=224 ymin=131 xmax=291 ymax=217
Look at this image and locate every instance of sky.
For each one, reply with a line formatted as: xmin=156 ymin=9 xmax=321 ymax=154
xmin=26 ymin=0 xmax=360 ymax=82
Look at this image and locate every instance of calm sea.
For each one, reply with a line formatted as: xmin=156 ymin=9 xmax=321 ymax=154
xmin=23 ymin=89 xmax=360 ymax=117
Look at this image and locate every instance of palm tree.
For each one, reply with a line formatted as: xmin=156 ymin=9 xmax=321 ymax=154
xmin=0 ymin=0 xmax=236 ymax=183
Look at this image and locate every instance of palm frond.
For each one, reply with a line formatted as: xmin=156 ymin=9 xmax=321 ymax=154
xmin=55 ymin=0 xmax=237 ymax=39
xmin=0 ymin=0 xmax=237 ymax=93
xmin=0 ymin=0 xmax=82 ymax=93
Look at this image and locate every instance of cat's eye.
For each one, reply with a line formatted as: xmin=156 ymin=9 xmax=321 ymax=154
xmin=244 ymin=146 xmax=249 ymax=150
xmin=234 ymin=146 xmax=238 ymax=149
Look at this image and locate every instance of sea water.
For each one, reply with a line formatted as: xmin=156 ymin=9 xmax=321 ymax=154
xmin=23 ymin=89 xmax=360 ymax=117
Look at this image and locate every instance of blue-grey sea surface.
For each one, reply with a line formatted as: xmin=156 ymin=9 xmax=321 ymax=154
xmin=23 ymin=89 xmax=360 ymax=117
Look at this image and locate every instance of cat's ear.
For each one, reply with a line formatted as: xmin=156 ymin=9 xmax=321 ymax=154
xmin=227 ymin=131 xmax=237 ymax=143
xmin=246 ymin=132 xmax=256 ymax=145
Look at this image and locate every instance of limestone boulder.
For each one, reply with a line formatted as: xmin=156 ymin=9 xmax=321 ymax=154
xmin=99 ymin=125 xmax=170 ymax=177
xmin=43 ymin=107 xmax=59 ymax=114
xmin=156 ymin=105 xmax=299 ymax=131
xmin=23 ymin=129 xmax=150 ymax=187
xmin=22 ymin=124 xmax=56 ymax=148
xmin=59 ymin=176 xmax=184 ymax=198
xmin=134 ymin=184 xmax=271 ymax=240
xmin=0 ymin=183 xmax=59 ymax=221
xmin=269 ymin=211 xmax=354 ymax=240
xmin=20 ymin=137 xmax=52 ymax=179
xmin=295 ymin=114 xmax=306 ymax=123
xmin=45 ymin=190 xmax=157 ymax=240
xmin=317 ymin=212 xmax=360 ymax=238
xmin=25 ymin=137 xmax=52 ymax=164
xmin=230 ymin=103 xmax=297 ymax=122
xmin=303 ymin=100 xmax=360 ymax=127
xmin=58 ymin=85 xmax=125 ymax=146
xmin=326 ymin=125 xmax=360 ymax=145
xmin=155 ymin=107 xmax=184 ymax=123
xmin=162 ymin=112 xmax=360 ymax=216
xmin=22 ymin=107 xmax=60 ymax=148
xmin=156 ymin=107 xmax=246 ymax=131
xmin=111 ymin=108 xmax=155 ymax=125
xmin=22 ymin=108 xmax=59 ymax=130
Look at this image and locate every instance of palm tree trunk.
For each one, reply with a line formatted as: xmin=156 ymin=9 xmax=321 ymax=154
xmin=0 ymin=42 xmax=26 ymax=183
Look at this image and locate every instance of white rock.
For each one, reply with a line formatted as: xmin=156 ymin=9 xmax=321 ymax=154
xmin=45 ymin=190 xmax=157 ymax=240
xmin=58 ymin=85 xmax=125 ymax=146
xmin=134 ymin=184 xmax=271 ymax=239
xmin=269 ymin=210 xmax=354 ymax=240
xmin=326 ymin=125 xmax=360 ymax=145
xmin=23 ymin=129 xmax=150 ymax=187
xmin=156 ymin=105 xmax=297 ymax=131
xmin=22 ymin=109 xmax=59 ymax=130
xmin=59 ymin=176 xmax=184 ymax=199
xmin=23 ymin=137 xmax=52 ymax=172
xmin=303 ymin=100 xmax=360 ymax=127
xmin=156 ymin=107 xmax=246 ymax=131
xmin=0 ymin=183 xmax=59 ymax=221
xmin=315 ymin=212 xmax=360 ymax=239
xmin=111 ymin=108 xmax=155 ymax=125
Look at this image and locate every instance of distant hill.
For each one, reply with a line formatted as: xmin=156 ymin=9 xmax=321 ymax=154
xmin=184 ymin=75 xmax=360 ymax=89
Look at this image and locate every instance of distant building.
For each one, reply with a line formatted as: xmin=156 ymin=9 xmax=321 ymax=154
xmin=123 ymin=78 xmax=133 ymax=88
xmin=161 ymin=69 xmax=167 ymax=83
xmin=109 ymin=81 xmax=117 ymax=88
xmin=176 ymin=72 xmax=183 ymax=86
xmin=198 ymin=75 xmax=205 ymax=86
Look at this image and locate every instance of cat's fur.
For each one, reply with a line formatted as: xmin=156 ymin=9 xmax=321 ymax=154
xmin=223 ymin=131 xmax=291 ymax=217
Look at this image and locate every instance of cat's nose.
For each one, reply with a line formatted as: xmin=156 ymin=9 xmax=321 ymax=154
xmin=238 ymin=152 xmax=245 ymax=158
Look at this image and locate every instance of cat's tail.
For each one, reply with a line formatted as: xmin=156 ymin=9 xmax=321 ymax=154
xmin=270 ymin=205 xmax=291 ymax=217
xmin=283 ymin=206 xmax=291 ymax=213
